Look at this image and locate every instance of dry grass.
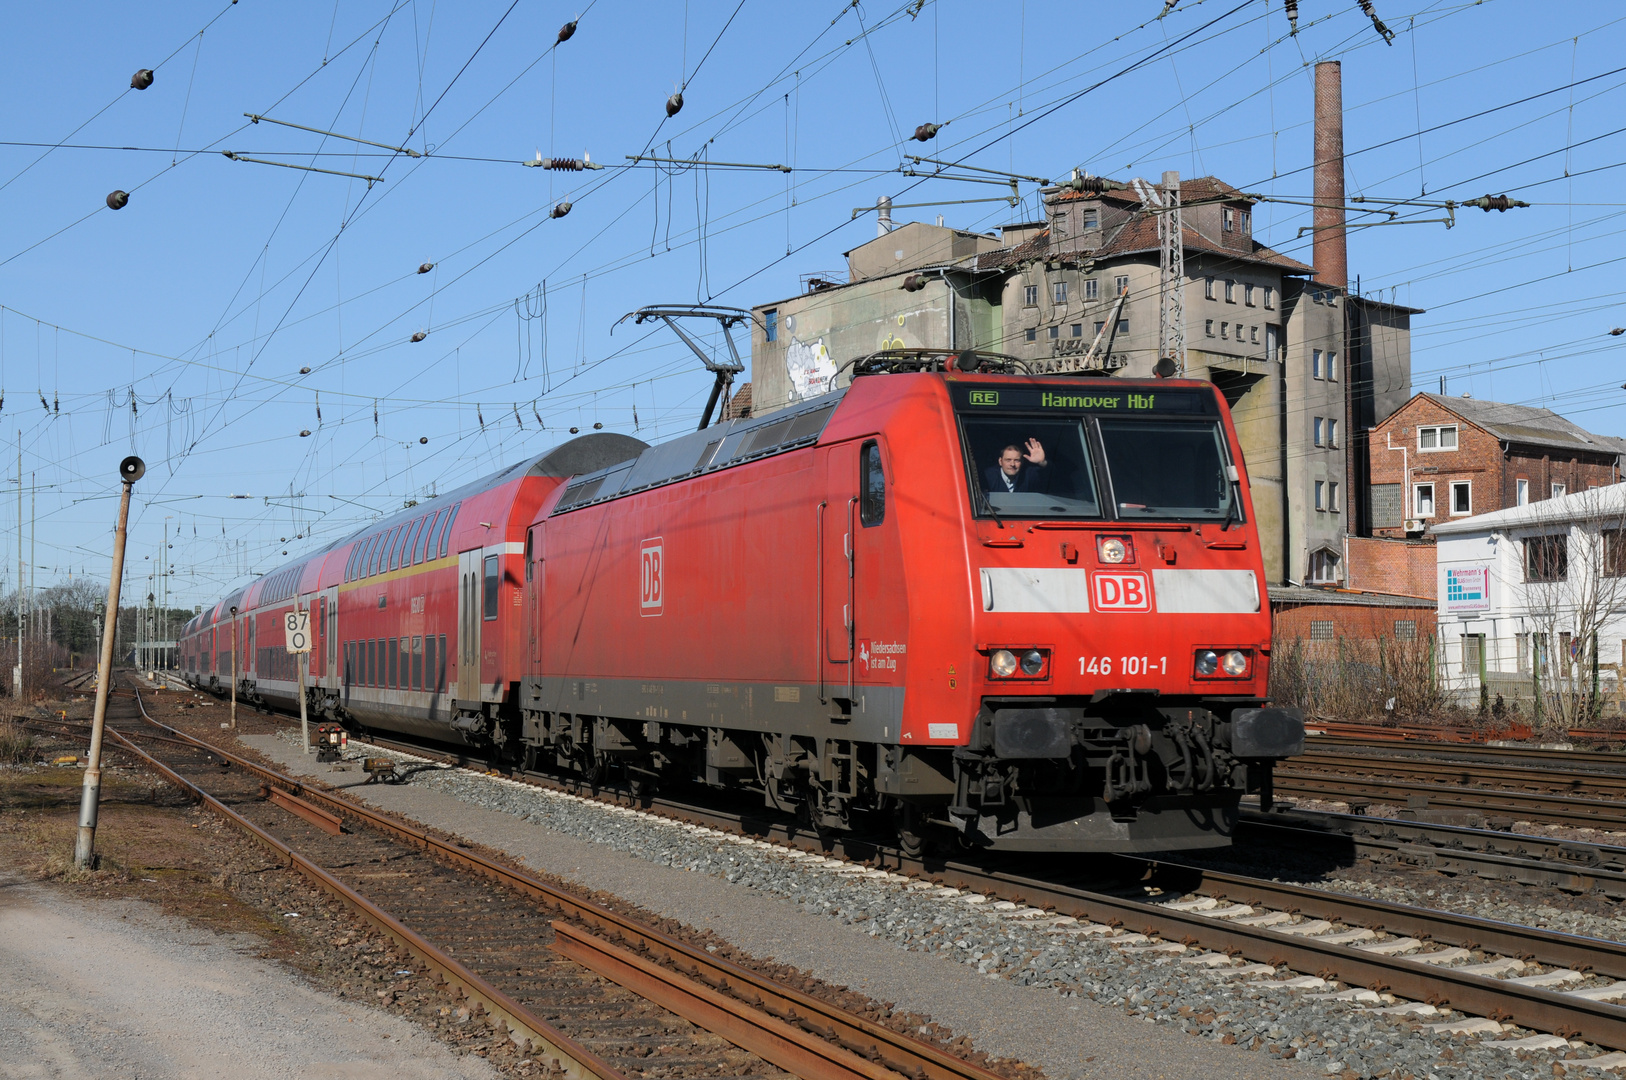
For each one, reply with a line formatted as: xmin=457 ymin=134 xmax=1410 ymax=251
xmin=0 ymin=722 xmax=34 ymax=764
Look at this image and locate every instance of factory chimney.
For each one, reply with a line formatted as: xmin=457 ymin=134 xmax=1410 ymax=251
xmin=1312 ymin=61 xmax=1347 ymax=291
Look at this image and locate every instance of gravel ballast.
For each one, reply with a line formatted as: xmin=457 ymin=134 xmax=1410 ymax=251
xmin=244 ymin=732 xmax=1626 ymax=1080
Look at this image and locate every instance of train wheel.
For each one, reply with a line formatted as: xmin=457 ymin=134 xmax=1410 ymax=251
xmin=896 ymin=803 xmax=927 ymax=859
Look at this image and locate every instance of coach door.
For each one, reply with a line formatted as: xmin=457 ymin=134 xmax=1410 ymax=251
xmin=526 ymin=526 xmax=543 ymax=665
xmin=321 ymin=586 xmax=338 ymax=689
xmin=456 ymin=549 xmax=483 ymax=704
xmin=818 ymin=443 xmax=860 ymax=704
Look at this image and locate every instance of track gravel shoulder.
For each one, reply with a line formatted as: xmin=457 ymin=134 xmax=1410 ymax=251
xmin=240 ymin=735 xmax=1321 ymax=1080
xmin=0 ymin=874 xmax=499 ymax=1080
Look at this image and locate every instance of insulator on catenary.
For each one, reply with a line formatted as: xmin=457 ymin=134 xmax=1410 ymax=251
xmin=1356 ymin=0 xmax=1396 ymax=44
xmin=1465 ymin=194 xmax=1529 ymax=212
xmin=106 ymin=190 xmax=129 ymax=210
xmin=1283 ymin=0 xmax=1298 ymax=33
xmin=410 ymin=330 xmax=427 ymax=342
xmin=569 ymin=426 xmax=580 ymax=434
xmin=900 ymin=274 xmax=926 ymax=292
xmin=299 ymin=366 xmax=311 ymax=374
xmin=525 ymin=156 xmax=602 ymax=171
xmin=299 ymin=430 xmax=311 ymax=437
xmin=1609 ymin=328 xmax=1625 ymax=337
xmin=1056 ymin=173 xmax=1121 ymax=195
xmin=593 ymin=422 xmax=603 ymax=430
xmin=551 ymin=201 xmax=572 ymax=219
xmin=913 ymin=123 xmax=939 ymax=142
xmin=666 ymin=91 xmax=683 ymax=117
xmin=558 ymin=20 xmax=577 ymax=43
xmin=419 ymin=436 xmax=428 ymax=444
xmin=130 ymin=69 xmax=154 ymax=91
xmin=418 ymin=262 xmax=434 ymax=274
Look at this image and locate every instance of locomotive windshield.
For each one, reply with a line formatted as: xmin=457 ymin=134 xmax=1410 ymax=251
xmin=1097 ymin=418 xmax=1238 ymax=520
xmin=953 ymin=383 xmax=1241 ymax=522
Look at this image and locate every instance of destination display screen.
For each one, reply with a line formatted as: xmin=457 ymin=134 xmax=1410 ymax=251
xmin=951 ymin=384 xmax=1213 ymax=415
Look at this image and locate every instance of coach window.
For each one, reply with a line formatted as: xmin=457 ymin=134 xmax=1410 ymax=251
xmin=483 ymin=554 xmax=500 ymax=620
xmin=412 ymin=636 xmax=424 ymax=690
xmin=860 ymin=441 xmax=885 ymax=527
xmin=524 ymin=531 xmax=534 ymax=581
xmin=416 ymin=510 xmax=440 ymax=563
xmin=438 ymin=504 xmax=461 ymax=558
xmin=390 ymin=525 xmax=409 ymax=571
xmin=388 ymin=637 xmax=399 ymax=688
xmin=403 ymin=518 xmax=426 ymax=567
xmin=400 ymin=637 xmax=412 ymax=690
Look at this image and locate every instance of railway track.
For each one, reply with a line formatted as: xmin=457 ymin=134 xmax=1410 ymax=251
xmin=35 ymin=678 xmax=1021 ymax=1080
xmin=1272 ymin=768 xmax=1626 ymax=830
xmin=322 ymin=726 xmax=1626 ymax=1056
xmin=1238 ymin=806 xmax=1626 ymax=898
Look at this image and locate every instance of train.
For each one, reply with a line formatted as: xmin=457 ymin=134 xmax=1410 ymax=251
xmin=177 ymin=351 xmax=1303 ymax=854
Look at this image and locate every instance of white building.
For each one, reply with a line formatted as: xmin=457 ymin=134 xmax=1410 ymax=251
xmin=1432 ymin=484 xmax=1626 ymax=713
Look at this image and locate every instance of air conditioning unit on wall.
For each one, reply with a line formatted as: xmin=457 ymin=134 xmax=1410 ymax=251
xmin=1403 ymin=519 xmax=1424 ymax=532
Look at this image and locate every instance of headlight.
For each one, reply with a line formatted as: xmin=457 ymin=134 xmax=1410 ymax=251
xmin=1221 ymin=650 xmax=1249 ymax=676
xmin=1194 ymin=650 xmax=1219 ymax=676
xmin=1020 ymin=649 xmax=1045 ymax=676
xmin=989 ymin=649 xmax=1018 ymax=677
xmin=1096 ymin=536 xmax=1127 ymax=563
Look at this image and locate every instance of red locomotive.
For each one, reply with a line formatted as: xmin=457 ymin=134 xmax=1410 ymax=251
xmin=179 ymin=352 xmax=1302 ymax=853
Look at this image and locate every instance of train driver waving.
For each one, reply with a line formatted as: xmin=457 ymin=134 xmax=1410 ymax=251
xmin=983 ymin=439 xmax=1050 ymax=494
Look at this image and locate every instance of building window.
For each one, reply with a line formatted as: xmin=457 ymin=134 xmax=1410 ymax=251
xmin=1223 ymin=206 xmax=1235 ymax=232
xmin=1023 ymin=284 xmax=1038 ymax=306
xmin=1462 ymin=634 xmax=1485 ymax=675
xmin=1329 ymin=481 xmax=1340 ymax=512
xmin=1224 ymin=279 xmax=1236 ymax=303
xmin=1204 ymin=276 xmax=1216 ymax=300
xmin=1314 ymin=480 xmax=1326 ymax=510
xmin=1394 ymin=620 xmax=1417 ymax=640
xmin=1241 ymin=210 xmax=1252 ymax=233
xmin=1095 ymin=321 xmax=1106 ymax=336
xmin=1450 ymin=481 xmax=1471 ymax=515
xmin=1414 ymin=483 xmax=1435 ymax=517
xmin=1220 ymin=322 xmax=1229 ymax=340
xmin=1552 ymin=482 xmax=1567 ymax=499
xmin=1309 ymin=550 xmax=1341 ymax=583
xmin=1053 ymin=281 xmax=1068 ymax=304
xmin=1313 ymin=417 xmax=1325 ymax=447
xmin=764 ymin=309 xmax=777 ymax=342
xmin=1516 ymin=478 xmax=1529 ymax=505
xmin=1327 ymin=418 xmax=1338 ymax=447
xmin=1526 ymin=534 xmax=1569 ymax=582
xmin=1114 ymin=275 xmax=1129 ymax=294
xmin=1312 ymin=349 xmax=1323 ymax=379
xmin=1048 ymin=325 xmax=1060 ymax=339
xmin=1606 ymin=530 xmax=1626 ymax=577
xmin=1083 ymin=278 xmax=1099 ymax=301
xmin=1025 ymin=327 xmax=1037 ymax=342
xmin=1309 ymin=620 xmax=1334 ymax=640
xmin=1418 ymin=425 xmax=1457 ymax=452
xmin=1263 ymin=286 xmax=1275 ymax=310
xmin=1327 ymin=351 xmax=1339 ymax=381
xmin=1081 ymin=209 xmax=1099 ymax=228
xmin=1244 ymin=283 xmax=1256 ymax=306
xmin=1070 ymin=323 xmax=1083 ymax=337
xmin=1250 ymin=325 xmax=1259 ymax=344
xmin=1204 ymin=319 xmax=1214 ymax=337
xmin=1116 ymin=318 xmax=1129 ymax=334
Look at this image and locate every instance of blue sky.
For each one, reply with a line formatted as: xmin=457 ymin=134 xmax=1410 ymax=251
xmin=1 ymin=0 xmax=1623 ymax=609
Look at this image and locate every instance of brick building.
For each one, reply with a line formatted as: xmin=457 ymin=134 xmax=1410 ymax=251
xmin=1270 ymin=586 xmax=1437 ymax=644
xmin=1344 ymin=536 xmax=1436 ymax=598
xmin=1368 ymin=393 xmax=1624 ymax=540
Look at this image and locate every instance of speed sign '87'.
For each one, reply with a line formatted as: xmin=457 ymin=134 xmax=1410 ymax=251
xmin=284 ymin=610 xmax=311 ymax=653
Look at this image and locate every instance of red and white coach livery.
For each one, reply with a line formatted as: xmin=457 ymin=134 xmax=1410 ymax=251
xmin=181 ymin=351 xmax=1302 ymax=854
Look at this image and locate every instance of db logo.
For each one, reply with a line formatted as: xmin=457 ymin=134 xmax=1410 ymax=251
xmin=640 ymin=538 xmax=664 ymax=616
xmin=1093 ymin=570 xmax=1151 ymax=612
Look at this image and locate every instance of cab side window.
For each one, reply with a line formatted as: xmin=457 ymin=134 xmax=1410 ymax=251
xmin=860 ymin=441 xmax=885 ymax=527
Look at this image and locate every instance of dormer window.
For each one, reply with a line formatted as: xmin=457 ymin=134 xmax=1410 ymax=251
xmin=1241 ymin=210 xmax=1251 ymax=234
xmin=1223 ymin=207 xmax=1235 ymax=232
xmin=1081 ymin=208 xmax=1099 ymax=229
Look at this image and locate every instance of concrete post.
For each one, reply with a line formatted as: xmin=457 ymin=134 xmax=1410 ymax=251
xmin=229 ymin=606 xmax=238 ymax=730
xmin=75 ymin=455 xmax=144 ymax=870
